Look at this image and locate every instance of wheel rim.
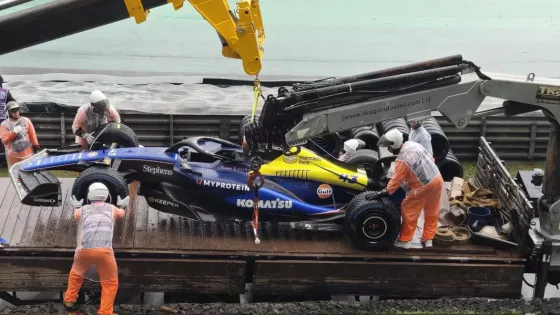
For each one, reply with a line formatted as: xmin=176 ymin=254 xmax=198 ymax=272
xmin=362 ymin=216 xmax=388 ymax=240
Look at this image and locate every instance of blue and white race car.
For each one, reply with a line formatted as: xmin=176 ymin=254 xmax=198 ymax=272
xmin=8 ymin=123 xmax=402 ymax=250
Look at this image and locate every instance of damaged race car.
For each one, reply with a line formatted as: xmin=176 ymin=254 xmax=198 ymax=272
xmin=8 ymin=122 xmax=402 ymax=251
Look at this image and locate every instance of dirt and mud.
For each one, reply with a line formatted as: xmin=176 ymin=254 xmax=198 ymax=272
xmin=3 ymin=298 xmax=560 ymax=315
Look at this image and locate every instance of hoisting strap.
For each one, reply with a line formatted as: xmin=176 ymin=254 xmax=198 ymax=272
xmin=251 ymin=77 xmax=262 ymax=123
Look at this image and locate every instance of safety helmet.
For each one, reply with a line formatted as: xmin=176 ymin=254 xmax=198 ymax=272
xmin=89 ymin=90 xmax=109 ymax=114
xmin=87 ymin=182 xmax=109 ymax=202
xmin=343 ymin=138 xmax=365 ymax=154
xmin=5 ymin=101 xmax=20 ymax=118
xmin=5 ymin=101 xmax=19 ymax=112
xmin=377 ymin=128 xmax=403 ymax=150
xmin=90 ymin=90 xmax=107 ymax=103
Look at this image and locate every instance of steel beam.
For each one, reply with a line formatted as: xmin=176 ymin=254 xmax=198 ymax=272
xmin=0 ymin=0 xmax=33 ymax=11
xmin=0 ymin=0 xmax=169 ymax=55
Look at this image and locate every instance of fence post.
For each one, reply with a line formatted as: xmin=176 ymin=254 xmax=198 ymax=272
xmin=529 ymin=121 xmax=537 ymax=160
xmin=169 ymin=114 xmax=174 ymax=145
xmin=219 ymin=119 xmax=230 ymax=140
xmin=60 ymin=113 xmax=66 ymax=147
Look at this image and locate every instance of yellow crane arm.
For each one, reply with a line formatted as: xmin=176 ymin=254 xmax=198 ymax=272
xmin=124 ymin=0 xmax=265 ymax=76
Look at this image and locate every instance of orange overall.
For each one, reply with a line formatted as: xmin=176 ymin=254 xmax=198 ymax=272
xmin=0 ymin=117 xmax=39 ymax=169
xmin=72 ymin=103 xmax=121 ymax=150
xmin=64 ymin=202 xmax=125 ymax=315
xmin=387 ymin=141 xmax=443 ymax=243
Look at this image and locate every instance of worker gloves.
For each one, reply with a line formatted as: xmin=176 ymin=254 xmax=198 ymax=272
xmin=82 ymin=133 xmax=95 ymax=144
xmin=12 ymin=125 xmax=22 ymax=134
xmin=71 ymin=195 xmax=84 ymax=209
xmin=117 ymin=195 xmax=130 ymax=209
xmin=377 ymin=188 xmax=389 ymax=197
xmin=70 ymin=195 xmax=129 ymax=209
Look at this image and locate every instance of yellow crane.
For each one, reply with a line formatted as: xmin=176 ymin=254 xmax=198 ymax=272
xmin=0 ymin=0 xmax=266 ymax=76
xmin=126 ymin=0 xmax=265 ymax=76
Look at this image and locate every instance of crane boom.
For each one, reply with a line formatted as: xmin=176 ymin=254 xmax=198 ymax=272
xmin=0 ymin=0 xmax=265 ymax=75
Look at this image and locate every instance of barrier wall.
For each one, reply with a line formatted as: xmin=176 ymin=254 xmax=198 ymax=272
xmin=23 ymin=112 xmax=551 ymax=161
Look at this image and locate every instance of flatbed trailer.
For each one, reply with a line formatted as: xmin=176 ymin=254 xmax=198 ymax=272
xmin=0 ymin=135 xmax=530 ymax=302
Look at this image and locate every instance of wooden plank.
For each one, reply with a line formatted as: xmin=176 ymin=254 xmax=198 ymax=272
xmin=0 ymin=182 xmax=23 ymax=243
xmin=0 ymin=256 xmax=246 ymax=294
xmin=119 ymin=182 xmax=139 ymax=249
xmin=54 ymin=179 xmax=79 ymax=247
xmin=164 ymin=214 xmax=182 ymax=250
xmin=144 ymin=203 xmax=160 ymax=249
xmin=31 ymin=203 xmax=54 ymax=246
xmin=112 ymin=204 xmax=126 ymax=248
xmin=0 ymin=182 xmax=17 ymax=240
xmin=155 ymin=210 xmax=171 ymax=250
xmin=133 ymin=194 xmax=149 ymax=249
xmin=0 ymin=177 xmax=520 ymax=262
xmin=8 ymin=202 xmax=31 ymax=247
xmin=19 ymin=200 xmax=45 ymax=247
xmin=43 ymin=179 xmax=72 ymax=247
xmin=0 ymin=178 xmax=10 ymax=209
xmin=253 ymin=260 xmax=524 ymax=298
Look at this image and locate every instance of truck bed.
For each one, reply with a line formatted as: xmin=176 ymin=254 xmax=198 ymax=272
xmin=0 ymin=177 xmax=524 ymax=298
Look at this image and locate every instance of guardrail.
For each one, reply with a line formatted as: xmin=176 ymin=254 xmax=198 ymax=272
xmin=22 ymin=112 xmax=551 ymax=161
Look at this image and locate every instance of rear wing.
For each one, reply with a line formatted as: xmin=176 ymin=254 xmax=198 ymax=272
xmin=9 ymin=150 xmax=62 ymax=207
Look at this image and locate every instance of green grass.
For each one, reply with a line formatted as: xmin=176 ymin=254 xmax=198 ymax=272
xmin=461 ymin=160 xmax=545 ymax=180
xmin=0 ymin=160 xmax=546 ymax=180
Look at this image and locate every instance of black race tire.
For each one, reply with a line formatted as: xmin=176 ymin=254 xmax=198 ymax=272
xmin=238 ymin=115 xmax=253 ymax=144
xmin=344 ymin=193 xmax=401 ymax=251
xmin=91 ymin=122 xmax=139 ymax=149
xmin=346 ymin=149 xmax=379 ymax=164
xmin=71 ymin=166 xmax=128 ymax=206
xmin=345 ymin=149 xmax=379 ymax=178
xmin=344 ymin=191 xmax=377 ymax=214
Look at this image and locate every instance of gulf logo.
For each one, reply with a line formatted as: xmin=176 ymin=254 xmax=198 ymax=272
xmin=317 ymin=184 xmax=333 ymax=199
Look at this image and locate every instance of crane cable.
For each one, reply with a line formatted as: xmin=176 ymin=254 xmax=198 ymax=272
xmin=248 ymin=75 xmax=264 ymax=244
xmin=251 ymin=76 xmax=262 ymax=123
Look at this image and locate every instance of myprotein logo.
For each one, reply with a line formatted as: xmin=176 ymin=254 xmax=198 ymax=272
xmin=33 ymin=197 xmax=56 ymax=203
xmin=147 ymin=196 xmax=179 ymax=208
xmin=317 ymin=184 xmax=333 ymax=199
xmin=237 ymin=198 xmax=293 ymax=209
xmin=196 ymin=179 xmax=251 ymax=191
xmin=143 ymin=165 xmax=173 ymax=176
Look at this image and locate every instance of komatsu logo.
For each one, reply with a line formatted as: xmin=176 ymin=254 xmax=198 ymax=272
xmin=237 ymin=198 xmax=293 ymax=209
xmin=143 ymin=165 xmax=173 ymax=176
xmin=33 ymin=198 xmax=56 ymax=203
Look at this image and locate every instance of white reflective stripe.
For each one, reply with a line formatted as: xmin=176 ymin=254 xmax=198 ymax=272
xmin=78 ymin=203 xmax=115 ymax=249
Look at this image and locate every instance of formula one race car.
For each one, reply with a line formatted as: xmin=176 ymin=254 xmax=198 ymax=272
xmin=8 ymin=122 xmax=401 ymax=251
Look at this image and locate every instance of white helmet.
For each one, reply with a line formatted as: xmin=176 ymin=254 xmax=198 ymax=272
xmin=87 ymin=182 xmax=109 ymax=202
xmin=377 ymin=128 xmax=403 ymax=150
xmin=90 ymin=90 xmax=107 ymax=104
xmin=343 ymin=139 xmax=365 ymax=154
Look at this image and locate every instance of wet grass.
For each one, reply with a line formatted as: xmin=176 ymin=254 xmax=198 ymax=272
xmin=461 ymin=160 xmax=545 ymax=180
